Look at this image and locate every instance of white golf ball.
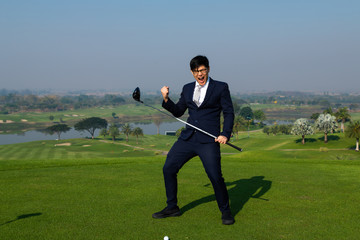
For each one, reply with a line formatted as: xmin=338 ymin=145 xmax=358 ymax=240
xmin=164 ymin=236 xmax=169 ymax=240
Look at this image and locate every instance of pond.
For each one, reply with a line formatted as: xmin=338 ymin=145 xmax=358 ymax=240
xmin=0 ymin=120 xmax=294 ymax=145
xmin=0 ymin=121 xmax=185 ymax=145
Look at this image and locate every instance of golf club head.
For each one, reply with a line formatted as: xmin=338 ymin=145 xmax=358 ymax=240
xmin=132 ymin=87 xmax=143 ymax=103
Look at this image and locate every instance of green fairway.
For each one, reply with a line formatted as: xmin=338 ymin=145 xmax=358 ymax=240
xmin=0 ymin=134 xmax=359 ymax=239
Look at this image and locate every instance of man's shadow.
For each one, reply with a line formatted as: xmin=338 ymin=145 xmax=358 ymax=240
xmin=0 ymin=213 xmax=42 ymax=226
xmin=181 ymin=176 xmax=272 ymax=217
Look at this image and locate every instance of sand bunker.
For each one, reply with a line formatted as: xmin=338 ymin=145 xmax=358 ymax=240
xmin=21 ymin=119 xmax=28 ymax=122
xmin=54 ymin=143 xmax=72 ymax=146
xmin=82 ymin=145 xmax=91 ymax=147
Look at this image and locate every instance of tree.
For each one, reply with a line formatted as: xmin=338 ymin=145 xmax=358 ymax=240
xmin=49 ymin=115 xmax=54 ymax=121
xmin=315 ymin=114 xmax=338 ymax=143
xmin=335 ymin=107 xmax=351 ymax=133
xmin=239 ymin=106 xmax=254 ymax=120
xmin=121 ymin=123 xmax=132 ymax=142
xmin=152 ymin=116 xmax=163 ymax=135
xmin=310 ymin=113 xmax=320 ymax=121
xmin=270 ymin=125 xmax=280 ymax=136
xmin=263 ymin=126 xmax=271 ymax=136
xmin=46 ymin=124 xmax=71 ymax=140
xmin=112 ymin=112 xmax=117 ymax=118
xmin=279 ymin=124 xmax=292 ymax=135
xmin=74 ymin=117 xmax=108 ymax=139
xmin=99 ymin=128 xmax=108 ymax=138
xmin=233 ymin=116 xmax=246 ymax=139
xmin=253 ymin=110 xmax=266 ymax=123
xmin=108 ymin=124 xmax=120 ymax=141
xmin=291 ymin=118 xmax=314 ymax=144
xmin=132 ymin=127 xmax=144 ymax=144
xmin=345 ymin=121 xmax=360 ymax=151
xmin=323 ymin=107 xmax=333 ymax=115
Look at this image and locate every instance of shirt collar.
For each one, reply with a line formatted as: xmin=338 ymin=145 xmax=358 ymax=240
xmin=195 ymin=77 xmax=210 ymax=88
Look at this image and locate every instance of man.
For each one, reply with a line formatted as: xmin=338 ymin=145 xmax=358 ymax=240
xmin=152 ymin=55 xmax=235 ymax=225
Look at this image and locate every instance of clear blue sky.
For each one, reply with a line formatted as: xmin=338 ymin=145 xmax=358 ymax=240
xmin=1 ymin=0 xmax=359 ymax=93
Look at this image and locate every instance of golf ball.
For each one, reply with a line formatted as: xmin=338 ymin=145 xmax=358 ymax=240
xmin=164 ymin=236 xmax=169 ymax=240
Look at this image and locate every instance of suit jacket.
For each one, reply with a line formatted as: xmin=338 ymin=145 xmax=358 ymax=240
xmin=162 ymin=78 xmax=234 ymax=143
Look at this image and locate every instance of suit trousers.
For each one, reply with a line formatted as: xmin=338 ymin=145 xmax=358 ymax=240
xmin=163 ymin=136 xmax=230 ymax=213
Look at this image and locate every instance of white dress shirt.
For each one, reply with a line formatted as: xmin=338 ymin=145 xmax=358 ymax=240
xmin=193 ymin=77 xmax=210 ymax=106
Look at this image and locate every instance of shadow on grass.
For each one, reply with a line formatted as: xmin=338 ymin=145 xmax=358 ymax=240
xmin=180 ymin=176 xmax=272 ymax=217
xmin=348 ymin=145 xmax=359 ymax=151
xmin=317 ymin=135 xmax=340 ymax=141
xmin=295 ymin=138 xmax=317 ymax=143
xmin=0 ymin=213 xmax=42 ymax=226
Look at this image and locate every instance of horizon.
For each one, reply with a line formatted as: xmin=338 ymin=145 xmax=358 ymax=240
xmin=1 ymin=87 xmax=360 ymax=97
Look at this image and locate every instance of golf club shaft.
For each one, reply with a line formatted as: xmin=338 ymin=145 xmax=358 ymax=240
xmin=143 ymin=102 xmax=242 ymax=152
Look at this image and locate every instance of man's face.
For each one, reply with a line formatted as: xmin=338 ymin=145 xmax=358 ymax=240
xmin=191 ymin=65 xmax=209 ymax=86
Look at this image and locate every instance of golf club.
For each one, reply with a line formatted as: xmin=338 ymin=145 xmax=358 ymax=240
xmin=132 ymin=87 xmax=242 ymax=152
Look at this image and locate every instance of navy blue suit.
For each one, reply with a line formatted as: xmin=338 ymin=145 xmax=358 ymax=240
xmin=162 ymin=78 xmax=234 ymax=213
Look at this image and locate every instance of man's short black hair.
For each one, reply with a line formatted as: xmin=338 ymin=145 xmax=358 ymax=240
xmin=190 ymin=55 xmax=209 ymax=71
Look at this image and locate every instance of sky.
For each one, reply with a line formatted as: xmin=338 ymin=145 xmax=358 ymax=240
xmin=1 ymin=0 xmax=359 ymax=93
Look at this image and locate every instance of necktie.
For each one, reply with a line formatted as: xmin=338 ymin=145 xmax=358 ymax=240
xmin=193 ymin=85 xmax=201 ymax=107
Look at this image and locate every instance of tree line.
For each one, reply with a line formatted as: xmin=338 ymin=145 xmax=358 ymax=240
xmin=2 ymin=90 xmax=359 ymax=115
xmin=232 ymin=91 xmax=360 ymax=110
xmin=0 ymin=93 xmax=128 ymax=113
xmin=46 ymin=117 xmax=144 ymax=144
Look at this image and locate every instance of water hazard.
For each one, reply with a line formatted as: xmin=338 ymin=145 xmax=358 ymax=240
xmin=0 ymin=121 xmax=185 ymax=145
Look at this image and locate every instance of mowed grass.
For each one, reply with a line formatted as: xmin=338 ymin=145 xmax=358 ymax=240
xmin=0 ymin=133 xmax=360 ymax=240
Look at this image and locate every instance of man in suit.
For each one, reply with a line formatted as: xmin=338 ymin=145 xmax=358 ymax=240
xmin=152 ymin=55 xmax=235 ymax=225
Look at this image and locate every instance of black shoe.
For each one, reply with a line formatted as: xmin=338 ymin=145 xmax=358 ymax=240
xmin=222 ymin=211 xmax=235 ymax=225
xmin=152 ymin=206 xmax=181 ymax=219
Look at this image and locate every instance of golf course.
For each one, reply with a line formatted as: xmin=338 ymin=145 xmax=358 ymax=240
xmin=1 ymin=131 xmax=359 ymax=239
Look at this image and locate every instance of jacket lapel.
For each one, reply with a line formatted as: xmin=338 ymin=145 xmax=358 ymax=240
xmin=200 ymin=78 xmax=215 ymax=108
xmin=187 ymin=82 xmax=197 ymax=107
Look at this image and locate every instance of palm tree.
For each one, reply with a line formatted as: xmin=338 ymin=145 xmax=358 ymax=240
xmin=132 ymin=127 xmax=144 ymax=144
xmin=345 ymin=121 xmax=360 ymax=151
xmin=335 ymin=107 xmax=351 ymax=133
xmin=323 ymin=107 xmax=333 ymax=115
xmin=233 ymin=116 xmax=246 ymax=139
xmin=121 ymin=123 xmax=132 ymax=142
